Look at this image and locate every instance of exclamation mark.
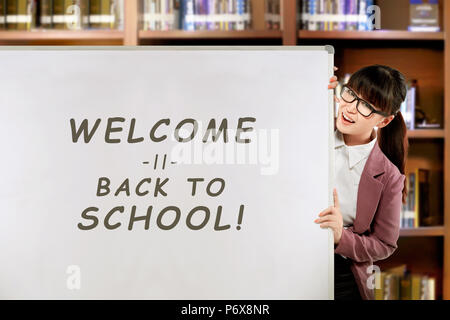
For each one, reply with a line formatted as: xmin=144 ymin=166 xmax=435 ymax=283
xmin=236 ymin=205 xmax=244 ymax=230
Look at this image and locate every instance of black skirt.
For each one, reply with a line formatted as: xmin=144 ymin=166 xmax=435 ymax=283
xmin=334 ymin=253 xmax=362 ymax=300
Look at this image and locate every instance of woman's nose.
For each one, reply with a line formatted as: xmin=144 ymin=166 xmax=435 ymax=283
xmin=346 ymin=102 xmax=358 ymax=114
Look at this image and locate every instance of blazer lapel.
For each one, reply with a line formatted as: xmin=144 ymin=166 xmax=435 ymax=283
xmin=353 ymin=143 xmax=385 ymax=233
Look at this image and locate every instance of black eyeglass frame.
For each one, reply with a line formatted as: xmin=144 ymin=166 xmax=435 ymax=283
xmin=340 ymin=84 xmax=390 ymax=118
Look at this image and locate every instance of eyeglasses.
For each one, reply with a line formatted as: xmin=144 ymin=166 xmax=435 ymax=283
xmin=340 ymin=85 xmax=389 ymax=117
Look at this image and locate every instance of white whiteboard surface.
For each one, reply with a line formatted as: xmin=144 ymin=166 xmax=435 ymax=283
xmin=0 ymin=46 xmax=334 ymax=300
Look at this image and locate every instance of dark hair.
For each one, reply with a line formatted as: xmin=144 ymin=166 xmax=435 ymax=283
xmin=347 ymin=65 xmax=408 ymax=203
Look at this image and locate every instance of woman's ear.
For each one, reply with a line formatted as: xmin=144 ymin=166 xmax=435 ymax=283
xmin=376 ymin=115 xmax=395 ymax=129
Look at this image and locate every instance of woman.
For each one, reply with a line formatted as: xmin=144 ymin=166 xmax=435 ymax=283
xmin=315 ymin=65 xmax=408 ymax=300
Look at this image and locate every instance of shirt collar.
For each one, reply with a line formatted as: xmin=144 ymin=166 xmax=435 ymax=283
xmin=335 ymin=129 xmax=378 ymax=169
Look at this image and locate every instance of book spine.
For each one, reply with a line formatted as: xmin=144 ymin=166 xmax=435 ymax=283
xmin=150 ymin=0 xmax=156 ymax=30
xmin=154 ymin=0 xmax=159 ymax=30
xmin=366 ymin=0 xmax=373 ymax=30
xmin=228 ymin=0 xmax=234 ymax=30
xmin=15 ymin=0 xmax=30 ymax=30
xmin=193 ymin=0 xmax=199 ymax=30
xmin=6 ymin=0 xmax=17 ymax=30
xmin=358 ymin=0 xmax=367 ymax=31
xmin=113 ymin=0 xmax=123 ymax=30
xmin=264 ymin=0 xmax=270 ymax=30
xmin=159 ymin=0 xmax=163 ymax=30
xmin=300 ymin=0 xmax=307 ymax=30
xmin=100 ymin=0 xmax=112 ymax=29
xmin=346 ymin=0 xmax=357 ymax=30
xmin=212 ymin=0 xmax=218 ymax=30
xmin=205 ymin=0 xmax=212 ymax=29
xmin=409 ymin=81 xmax=416 ymax=130
xmin=414 ymin=168 xmax=419 ymax=228
xmin=236 ymin=0 xmax=244 ymax=30
xmin=318 ymin=0 xmax=324 ymax=30
xmin=183 ymin=0 xmax=194 ymax=30
xmin=331 ymin=0 xmax=338 ymax=31
xmin=52 ymin=0 xmax=65 ymax=29
xmin=0 ymin=0 xmax=4 ymax=29
xmin=89 ymin=0 xmax=100 ymax=28
xmin=218 ymin=0 xmax=223 ymax=30
xmin=308 ymin=0 xmax=318 ymax=31
xmin=40 ymin=0 xmax=52 ymax=28
xmin=336 ymin=0 xmax=345 ymax=30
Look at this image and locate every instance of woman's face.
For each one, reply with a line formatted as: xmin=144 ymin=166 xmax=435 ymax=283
xmin=336 ymin=86 xmax=391 ymax=137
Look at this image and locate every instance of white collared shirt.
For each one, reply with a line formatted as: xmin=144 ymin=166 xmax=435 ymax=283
xmin=334 ymin=129 xmax=377 ymax=227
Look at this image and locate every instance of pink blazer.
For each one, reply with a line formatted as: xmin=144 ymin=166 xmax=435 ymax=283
xmin=334 ymin=141 xmax=406 ymax=300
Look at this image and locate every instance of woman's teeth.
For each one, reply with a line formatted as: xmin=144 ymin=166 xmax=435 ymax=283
xmin=343 ymin=113 xmax=355 ymax=123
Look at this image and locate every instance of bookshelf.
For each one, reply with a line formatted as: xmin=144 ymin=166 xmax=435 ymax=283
xmin=0 ymin=0 xmax=448 ymax=300
xmin=298 ymin=30 xmax=445 ymax=41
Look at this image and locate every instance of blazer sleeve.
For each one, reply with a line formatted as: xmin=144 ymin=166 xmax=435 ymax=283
xmin=334 ymin=171 xmax=405 ymax=263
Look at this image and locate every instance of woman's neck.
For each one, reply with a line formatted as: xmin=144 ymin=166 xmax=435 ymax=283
xmin=343 ymin=129 xmax=375 ymax=146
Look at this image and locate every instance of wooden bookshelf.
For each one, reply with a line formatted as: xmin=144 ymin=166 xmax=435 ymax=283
xmin=0 ymin=30 xmax=124 ymax=45
xmin=400 ymin=226 xmax=445 ymax=237
xmin=139 ymin=30 xmax=283 ymax=40
xmin=408 ymin=130 xmax=446 ymax=139
xmin=299 ymin=30 xmax=445 ymax=41
xmin=0 ymin=0 xmax=448 ymax=300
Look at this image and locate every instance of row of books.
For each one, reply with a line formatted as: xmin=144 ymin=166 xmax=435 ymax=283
xmin=374 ymin=265 xmax=435 ymax=300
xmin=401 ymin=169 xmax=431 ymax=229
xmin=401 ymin=79 xmax=441 ymax=130
xmin=264 ymin=0 xmax=280 ymax=30
xmin=299 ymin=0 xmax=375 ymax=31
xmin=142 ymin=0 xmax=252 ymax=31
xmin=409 ymin=0 xmax=440 ymax=32
xmin=0 ymin=0 xmax=124 ymax=31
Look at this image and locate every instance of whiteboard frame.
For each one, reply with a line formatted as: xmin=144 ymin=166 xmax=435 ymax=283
xmin=0 ymin=45 xmax=335 ymax=300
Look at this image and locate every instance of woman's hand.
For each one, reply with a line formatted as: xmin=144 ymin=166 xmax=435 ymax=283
xmin=328 ymin=66 xmax=340 ymax=103
xmin=315 ymin=188 xmax=344 ymax=244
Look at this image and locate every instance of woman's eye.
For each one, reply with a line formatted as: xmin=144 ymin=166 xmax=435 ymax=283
xmin=348 ymin=90 xmax=357 ymax=97
xmin=362 ymin=102 xmax=372 ymax=109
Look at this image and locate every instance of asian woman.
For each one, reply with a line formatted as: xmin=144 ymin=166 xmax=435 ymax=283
xmin=316 ymin=65 xmax=408 ymax=300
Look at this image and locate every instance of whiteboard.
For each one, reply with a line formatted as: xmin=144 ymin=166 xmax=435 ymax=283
xmin=0 ymin=46 xmax=335 ymax=300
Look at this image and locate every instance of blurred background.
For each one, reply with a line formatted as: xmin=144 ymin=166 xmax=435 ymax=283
xmin=0 ymin=0 xmax=448 ymax=300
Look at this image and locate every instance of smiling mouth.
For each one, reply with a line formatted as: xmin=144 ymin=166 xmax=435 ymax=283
xmin=342 ymin=112 xmax=355 ymax=124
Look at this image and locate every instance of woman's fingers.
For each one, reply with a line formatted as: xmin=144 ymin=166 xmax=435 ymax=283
xmin=328 ymin=76 xmax=339 ymax=89
xmin=318 ymin=206 xmax=333 ymax=217
xmin=334 ymin=66 xmax=338 ymax=71
xmin=319 ymin=222 xmax=333 ymax=229
xmin=315 ymin=215 xmax=336 ymax=224
xmin=335 ymin=96 xmax=340 ymax=103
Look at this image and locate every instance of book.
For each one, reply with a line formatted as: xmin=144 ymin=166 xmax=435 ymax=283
xmin=40 ymin=0 xmax=53 ymax=28
xmin=375 ymin=265 xmax=435 ymax=300
xmin=409 ymin=0 xmax=440 ymax=32
xmin=87 ymin=0 xmax=120 ymax=29
xmin=265 ymin=0 xmax=280 ymax=31
xmin=299 ymin=0 xmax=376 ymax=31
xmin=52 ymin=0 xmax=64 ymax=29
xmin=173 ymin=0 xmax=250 ymax=31
xmin=5 ymin=0 xmax=35 ymax=30
xmin=0 ymin=0 xmax=6 ymax=29
xmin=402 ymin=172 xmax=416 ymax=228
xmin=400 ymin=79 xmax=417 ymax=130
xmin=181 ymin=0 xmax=194 ymax=30
xmin=401 ymin=168 xmax=434 ymax=228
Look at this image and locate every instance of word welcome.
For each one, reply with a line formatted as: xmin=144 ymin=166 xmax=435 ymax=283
xmin=70 ymin=117 xmax=256 ymax=144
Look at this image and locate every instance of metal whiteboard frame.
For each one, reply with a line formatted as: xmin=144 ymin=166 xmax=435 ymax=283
xmin=0 ymin=45 xmax=335 ymax=300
